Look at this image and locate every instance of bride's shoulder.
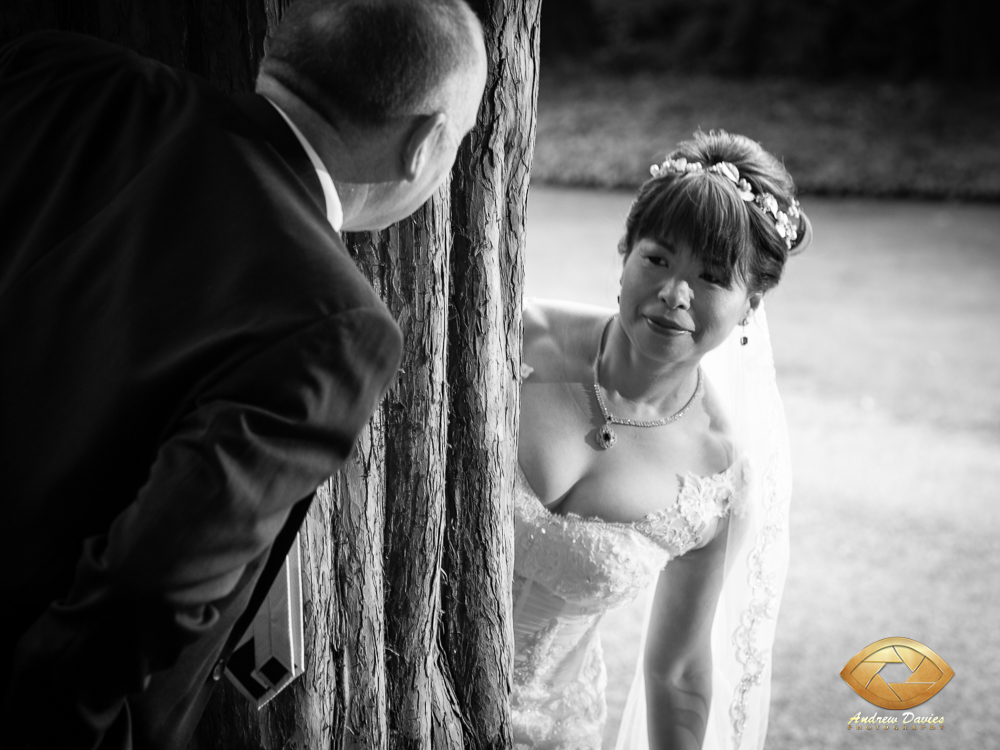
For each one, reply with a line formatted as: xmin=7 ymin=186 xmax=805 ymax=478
xmin=522 ymin=299 xmax=612 ymax=381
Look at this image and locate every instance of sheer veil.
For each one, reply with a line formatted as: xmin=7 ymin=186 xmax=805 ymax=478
xmin=613 ymin=302 xmax=793 ymax=750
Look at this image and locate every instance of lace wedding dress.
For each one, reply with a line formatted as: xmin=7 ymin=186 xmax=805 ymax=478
xmin=512 ymin=305 xmax=791 ymax=750
xmin=512 ymin=466 xmax=735 ymax=749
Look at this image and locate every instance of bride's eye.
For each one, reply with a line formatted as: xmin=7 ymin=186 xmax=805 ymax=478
xmin=700 ymin=269 xmax=729 ymax=288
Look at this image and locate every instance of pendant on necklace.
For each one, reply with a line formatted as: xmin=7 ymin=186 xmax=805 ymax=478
xmin=597 ymin=423 xmax=617 ymax=450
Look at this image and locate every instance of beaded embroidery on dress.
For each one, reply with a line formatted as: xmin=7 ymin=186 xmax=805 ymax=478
xmin=511 ymin=463 xmax=734 ymax=748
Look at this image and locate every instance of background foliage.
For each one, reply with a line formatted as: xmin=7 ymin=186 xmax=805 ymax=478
xmin=541 ymin=0 xmax=1000 ymax=79
xmin=533 ymin=0 xmax=1000 ymax=198
xmin=531 ymin=72 xmax=1000 ymax=198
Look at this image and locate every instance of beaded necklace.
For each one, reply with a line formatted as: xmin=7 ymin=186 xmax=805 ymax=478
xmin=592 ymin=316 xmax=704 ymax=450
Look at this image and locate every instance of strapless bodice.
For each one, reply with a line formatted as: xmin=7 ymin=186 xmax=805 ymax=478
xmin=511 ymin=464 xmax=734 ymax=748
xmin=513 ymin=465 xmax=733 ymax=610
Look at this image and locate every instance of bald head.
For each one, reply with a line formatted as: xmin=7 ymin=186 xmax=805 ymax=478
xmin=262 ymin=0 xmax=485 ymax=127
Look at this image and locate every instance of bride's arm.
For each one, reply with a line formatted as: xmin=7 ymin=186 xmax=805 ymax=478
xmin=643 ymin=521 xmax=728 ymax=749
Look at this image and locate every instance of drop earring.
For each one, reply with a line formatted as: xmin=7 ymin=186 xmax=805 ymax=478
xmin=740 ymin=318 xmax=749 ymax=346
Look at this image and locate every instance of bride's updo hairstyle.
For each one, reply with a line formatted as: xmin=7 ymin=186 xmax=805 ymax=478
xmin=619 ymin=130 xmax=810 ymax=294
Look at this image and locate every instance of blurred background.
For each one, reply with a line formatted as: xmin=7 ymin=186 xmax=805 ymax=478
xmin=533 ymin=0 xmax=1000 ymax=198
xmin=525 ymin=1 xmax=999 ymax=747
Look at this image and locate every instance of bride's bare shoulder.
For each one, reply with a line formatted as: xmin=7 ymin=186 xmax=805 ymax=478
xmin=522 ymin=299 xmax=613 ymax=380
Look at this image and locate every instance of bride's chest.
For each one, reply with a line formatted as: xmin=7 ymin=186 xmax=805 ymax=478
xmin=518 ymin=384 xmax=727 ymax=523
xmin=513 ymin=466 xmax=733 ymax=609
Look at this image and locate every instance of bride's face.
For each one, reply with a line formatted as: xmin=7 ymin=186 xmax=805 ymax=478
xmin=619 ymin=236 xmax=757 ymax=363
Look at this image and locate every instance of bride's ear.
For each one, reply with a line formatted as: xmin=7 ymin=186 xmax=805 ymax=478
xmin=748 ymin=292 xmax=763 ymax=313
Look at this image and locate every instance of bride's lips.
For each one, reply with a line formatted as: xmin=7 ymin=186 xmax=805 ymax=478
xmin=644 ymin=315 xmax=693 ymax=335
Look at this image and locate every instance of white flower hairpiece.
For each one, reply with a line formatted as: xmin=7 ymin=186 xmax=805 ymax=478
xmin=649 ymin=157 xmax=803 ymax=250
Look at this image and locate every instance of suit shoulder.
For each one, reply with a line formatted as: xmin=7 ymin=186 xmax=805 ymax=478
xmin=1 ymin=30 xmax=128 ymax=65
xmin=0 ymin=30 xmax=184 ymax=95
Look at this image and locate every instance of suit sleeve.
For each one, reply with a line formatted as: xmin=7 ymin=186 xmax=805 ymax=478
xmin=2 ymin=307 xmax=402 ymax=749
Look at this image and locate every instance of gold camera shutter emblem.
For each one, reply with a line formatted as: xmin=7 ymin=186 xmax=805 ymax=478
xmin=840 ymin=637 xmax=954 ymax=710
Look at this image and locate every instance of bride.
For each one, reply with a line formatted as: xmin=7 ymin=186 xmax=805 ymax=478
xmin=513 ymin=131 xmax=811 ymax=749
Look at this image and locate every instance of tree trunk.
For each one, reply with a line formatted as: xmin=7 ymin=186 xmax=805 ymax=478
xmin=443 ymin=2 xmax=541 ymax=747
xmin=359 ymin=197 xmax=465 ymax=750
xmin=1 ymin=1 xmax=542 ymax=748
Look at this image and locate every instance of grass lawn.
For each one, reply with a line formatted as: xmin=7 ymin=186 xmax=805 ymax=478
xmin=523 ymin=187 xmax=1000 ymax=749
xmin=532 ymin=69 xmax=1000 ymax=200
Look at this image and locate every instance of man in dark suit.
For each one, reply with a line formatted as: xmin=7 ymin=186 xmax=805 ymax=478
xmin=0 ymin=1 xmax=487 ymax=747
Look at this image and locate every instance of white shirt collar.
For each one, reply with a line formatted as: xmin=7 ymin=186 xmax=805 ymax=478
xmin=261 ymin=97 xmax=344 ymax=233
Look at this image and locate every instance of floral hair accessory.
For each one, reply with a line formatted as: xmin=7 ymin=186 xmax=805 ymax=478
xmin=649 ymin=157 xmax=803 ymax=250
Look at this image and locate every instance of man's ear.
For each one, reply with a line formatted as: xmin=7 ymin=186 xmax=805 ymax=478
xmin=402 ymin=112 xmax=447 ymax=181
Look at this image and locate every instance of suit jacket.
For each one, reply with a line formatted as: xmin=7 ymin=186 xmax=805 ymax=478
xmin=0 ymin=31 xmax=402 ymax=749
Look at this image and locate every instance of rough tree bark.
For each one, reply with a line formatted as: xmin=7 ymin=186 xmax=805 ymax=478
xmin=358 ymin=198 xmax=464 ymax=750
xmin=0 ymin=1 xmax=541 ymax=748
xmin=443 ymin=2 xmax=541 ymax=747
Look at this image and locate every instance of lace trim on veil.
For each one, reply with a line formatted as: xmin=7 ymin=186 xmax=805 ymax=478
xmin=728 ymin=429 xmax=789 ymax=744
xmin=722 ymin=307 xmax=791 ymax=749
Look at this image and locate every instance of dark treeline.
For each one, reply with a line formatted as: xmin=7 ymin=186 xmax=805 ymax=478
xmin=543 ymin=0 xmax=999 ymax=80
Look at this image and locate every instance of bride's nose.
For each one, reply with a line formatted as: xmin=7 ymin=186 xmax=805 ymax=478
xmin=657 ymin=278 xmax=692 ymax=309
